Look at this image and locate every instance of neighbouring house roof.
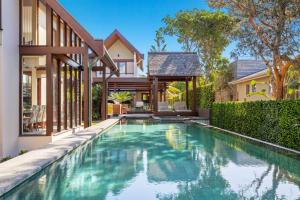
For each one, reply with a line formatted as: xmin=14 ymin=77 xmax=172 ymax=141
xmin=148 ymin=52 xmax=201 ymax=77
xmin=230 ymin=60 xmax=266 ymax=80
xmin=229 ymin=69 xmax=268 ymax=85
xmin=105 ymin=29 xmax=144 ymax=69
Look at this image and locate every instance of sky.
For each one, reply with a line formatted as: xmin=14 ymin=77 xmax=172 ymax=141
xmin=59 ymin=0 xmax=235 ymax=71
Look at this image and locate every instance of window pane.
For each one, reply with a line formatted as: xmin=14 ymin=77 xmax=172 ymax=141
xmin=118 ymin=62 xmax=126 ymax=74
xmin=22 ymin=56 xmax=46 ymax=135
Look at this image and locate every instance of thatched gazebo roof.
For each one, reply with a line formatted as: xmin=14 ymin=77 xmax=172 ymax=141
xmin=148 ymin=52 xmax=201 ymax=78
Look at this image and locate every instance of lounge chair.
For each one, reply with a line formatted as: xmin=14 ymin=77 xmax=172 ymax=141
xmin=135 ymin=101 xmax=144 ymax=110
xmin=174 ymin=102 xmax=192 ymax=112
xmin=158 ymin=102 xmax=171 ymax=112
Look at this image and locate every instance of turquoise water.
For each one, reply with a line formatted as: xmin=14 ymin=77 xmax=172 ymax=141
xmin=2 ymin=119 xmax=300 ymax=200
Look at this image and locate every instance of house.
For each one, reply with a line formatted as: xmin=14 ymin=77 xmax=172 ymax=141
xmin=215 ymin=59 xmax=269 ymax=102
xmin=0 ymin=0 xmax=118 ymax=159
xmin=92 ymin=30 xmax=150 ymax=115
xmin=228 ymin=69 xmax=272 ymax=101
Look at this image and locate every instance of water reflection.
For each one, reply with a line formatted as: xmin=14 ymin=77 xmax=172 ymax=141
xmin=2 ymin=120 xmax=300 ymax=200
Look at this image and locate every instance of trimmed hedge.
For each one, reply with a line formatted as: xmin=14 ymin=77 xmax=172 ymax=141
xmin=211 ymin=100 xmax=300 ymax=151
xmin=188 ymin=84 xmax=215 ymax=109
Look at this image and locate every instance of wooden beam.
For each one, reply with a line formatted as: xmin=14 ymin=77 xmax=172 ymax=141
xmin=74 ymin=69 xmax=78 ymax=127
xmin=46 ymin=54 xmax=53 ymax=136
xmin=57 ymin=59 xmax=61 ymax=132
xmin=83 ymin=45 xmax=89 ymax=128
xmin=45 ymin=0 xmax=104 ymax=57
xmin=101 ymin=65 xmax=107 ymax=120
xmin=186 ymin=79 xmax=189 ymax=109
xmin=20 ymin=46 xmax=87 ymax=55
xmin=153 ymin=77 xmax=158 ymax=112
xmin=69 ymin=66 xmax=73 ymax=128
xmin=192 ymin=76 xmax=197 ymax=112
xmin=78 ymin=70 xmax=82 ymax=125
xmin=64 ymin=64 xmax=68 ymax=129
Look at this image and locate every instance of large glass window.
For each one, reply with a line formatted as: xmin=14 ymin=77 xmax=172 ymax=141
xmin=21 ymin=0 xmax=46 ymax=45
xmin=22 ymin=56 xmax=46 ymax=135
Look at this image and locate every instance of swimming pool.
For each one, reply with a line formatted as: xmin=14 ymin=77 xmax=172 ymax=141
xmin=1 ymin=119 xmax=300 ymax=199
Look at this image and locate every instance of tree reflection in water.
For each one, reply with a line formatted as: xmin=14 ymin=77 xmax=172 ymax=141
xmin=2 ymin=120 xmax=300 ymax=200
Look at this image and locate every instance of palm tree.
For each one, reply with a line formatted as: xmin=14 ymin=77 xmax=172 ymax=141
xmin=109 ymin=92 xmax=133 ymax=104
xmin=150 ymin=29 xmax=167 ymax=52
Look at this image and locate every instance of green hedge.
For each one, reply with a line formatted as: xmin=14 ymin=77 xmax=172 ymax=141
xmin=211 ymin=100 xmax=300 ymax=151
xmin=188 ymin=84 xmax=215 ymax=109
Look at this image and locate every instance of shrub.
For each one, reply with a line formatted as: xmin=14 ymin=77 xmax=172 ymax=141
xmin=188 ymin=84 xmax=215 ymax=109
xmin=211 ymin=100 xmax=300 ymax=151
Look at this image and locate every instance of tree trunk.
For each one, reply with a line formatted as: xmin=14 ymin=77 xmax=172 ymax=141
xmin=275 ymin=78 xmax=284 ymax=100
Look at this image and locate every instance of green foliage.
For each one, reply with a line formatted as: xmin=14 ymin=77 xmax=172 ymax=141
xmin=0 ymin=156 xmax=12 ymax=163
xmin=19 ymin=150 xmax=28 ymax=155
xmin=92 ymin=84 xmax=102 ymax=120
xmin=109 ymin=92 xmax=133 ymax=103
xmin=161 ymin=10 xmax=236 ymax=81
xmin=211 ymin=100 xmax=300 ymax=151
xmin=188 ymin=84 xmax=215 ymax=109
xmin=150 ymin=28 xmax=167 ymax=52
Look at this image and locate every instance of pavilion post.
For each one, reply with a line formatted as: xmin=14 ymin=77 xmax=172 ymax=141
xmin=186 ymin=79 xmax=189 ymax=109
xmin=101 ymin=64 xmax=107 ymax=120
xmin=63 ymin=64 xmax=68 ymax=129
xmin=192 ymin=76 xmax=197 ymax=113
xmin=83 ymin=45 xmax=89 ymax=128
xmin=153 ymin=77 xmax=158 ymax=112
xmin=57 ymin=60 xmax=61 ymax=132
xmin=46 ymin=54 xmax=53 ymax=136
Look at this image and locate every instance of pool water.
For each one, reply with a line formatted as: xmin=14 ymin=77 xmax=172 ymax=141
xmin=2 ymin=120 xmax=300 ymax=200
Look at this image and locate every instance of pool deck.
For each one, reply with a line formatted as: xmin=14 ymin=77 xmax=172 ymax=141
xmin=0 ymin=118 xmax=120 ymax=197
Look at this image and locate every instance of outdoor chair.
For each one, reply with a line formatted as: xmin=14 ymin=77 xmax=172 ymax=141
xmin=36 ymin=105 xmax=46 ymax=131
xmin=23 ymin=105 xmax=40 ymax=132
xmin=158 ymin=102 xmax=171 ymax=112
xmin=174 ymin=102 xmax=192 ymax=112
xmin=135 ymin=101 xmax=144 ymax=110
xmin=122 ymin=104 xmax=129 ymax=114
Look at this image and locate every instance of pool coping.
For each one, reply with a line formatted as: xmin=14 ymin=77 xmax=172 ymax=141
xmin=191 ymin=120 xmax=300 ymax=158
xmin=0 ymin=118 xmax=120 ymax=197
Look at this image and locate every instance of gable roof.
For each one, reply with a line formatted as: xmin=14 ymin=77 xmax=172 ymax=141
xmin=105 ymin=29 xmax=144 ymax=61
xmin=229 ymin=69 xmax=268 ymax=85
xmin=148 ymin=52 xmax=201 ymax=77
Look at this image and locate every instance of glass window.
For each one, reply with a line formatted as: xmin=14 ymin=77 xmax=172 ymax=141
xmin=38 ymin=1 xmax=46 ymax=45
xmin=118 ymin=62 xmax=126 ymax=74
xmin=22 ymin=56 xmax=46 ymax=135
xmin=246 ymin=84 xmax=250 ymax=95
xmin=127 ymin=62 xmax=134 ymax=74
xmin=252 ymin=84 xmax=256 ymax=93
xmin=22 ymin=0 xmax=37 ymax=45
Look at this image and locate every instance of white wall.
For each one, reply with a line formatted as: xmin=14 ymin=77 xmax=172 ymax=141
xmin=0 ymin=0 xmax=20 ymax=158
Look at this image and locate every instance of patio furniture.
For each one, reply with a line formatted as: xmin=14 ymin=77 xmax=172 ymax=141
xmin=135 ymin=101 xmax=144 ymax=110
xmin=23 ymin=105 xmax=39 ymax=132
xmin=158 ymin=102 xmax=171 ymax=112
xmin=122 ymin=104 xmax=129 ymax=114
xmin=36 ymin=105 xmax=46 ymax=130
xmin=112 ymin=104 xmax=122 ymax=116
xmin=174 ymin=102 xmax=192 ymax=112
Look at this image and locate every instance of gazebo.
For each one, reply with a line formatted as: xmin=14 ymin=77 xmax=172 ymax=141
xmin=148 ymin=52 xmax=201 ymax=116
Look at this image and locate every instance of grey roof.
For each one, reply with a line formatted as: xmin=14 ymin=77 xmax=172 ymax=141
xmin=148 ymin=52 xmax=201 ymax=77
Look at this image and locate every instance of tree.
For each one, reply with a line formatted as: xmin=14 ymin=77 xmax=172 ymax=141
xmin=161 ymin=10 xmax=236 ymax=82
xmin=209 ymin=0 xmax=300 ymax=99
xmin=109 ymin=92 xmax=133 ymax=104
xmin=150 ymin=28 xmax=167 ymax=52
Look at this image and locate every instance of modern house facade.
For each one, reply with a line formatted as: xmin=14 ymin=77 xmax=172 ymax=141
xmin=0 ymin=0 xmax=118 ymax=159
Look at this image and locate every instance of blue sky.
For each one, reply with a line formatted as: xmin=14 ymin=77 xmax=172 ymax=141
xmin=59 ymin=0 xmax=235 ymax=69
